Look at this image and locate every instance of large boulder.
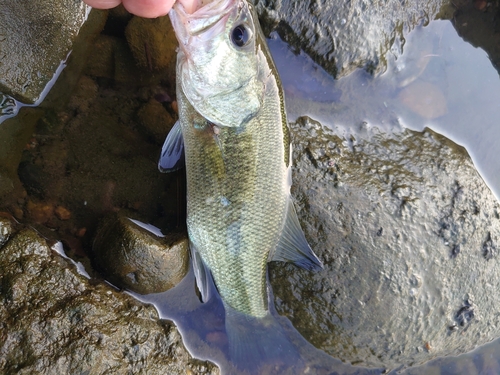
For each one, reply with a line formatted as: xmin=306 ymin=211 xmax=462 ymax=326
xmin=269 ymin=117 xmax=500 ymax=370
xmin=0 ymin=1 xmax=94 ymax=103
xmin=0 ymin=224 xmax=218 ymax=375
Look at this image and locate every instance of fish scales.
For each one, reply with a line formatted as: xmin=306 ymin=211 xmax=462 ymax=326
xmin=179 ymin=57 xmax=288 ymax=317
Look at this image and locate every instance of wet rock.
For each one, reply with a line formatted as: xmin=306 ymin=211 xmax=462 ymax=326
xmin=255 ymin=0 xmax=450 ymax=78
xmin=106 ymin=4 xmax=134 ymax=35
xmin=0 ymin=1 xmax=89 ymax=103
xmin=0 ymin=227 xmax=218 ymax=374
xmin=125 ymin=16 xmax=178 ymax=72
xmin=93 ymin=211 xmax=189 ymax=294
xmin=0 ymin=216 xmax=13 ymax=247
xmin=136 ymin=98 xmax=176 ymax=144
xmin=269 ymin=117 xmax=500 ymax=369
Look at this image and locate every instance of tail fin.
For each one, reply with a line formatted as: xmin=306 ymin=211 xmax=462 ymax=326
xmin=223 ymin=305 xmax=305 ymax=375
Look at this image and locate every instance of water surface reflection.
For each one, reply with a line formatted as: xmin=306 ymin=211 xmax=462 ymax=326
xmin=271 ymin=20 xmax=500 ymax=201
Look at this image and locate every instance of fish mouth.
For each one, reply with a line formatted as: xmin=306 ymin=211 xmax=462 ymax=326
xmin=169 ymin=0 xmax=238 ymax=45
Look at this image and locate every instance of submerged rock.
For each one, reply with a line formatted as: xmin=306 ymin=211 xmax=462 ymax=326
xmin=0 ymin=172 xmax=14 ymax=199
xmin=255 ymin=0 xmax=450 ymax=78
xmin=0 ymin=1 xmax=91 ymax=103
xmin=125 ymin=16 xmax=178 ymax=72
xmin=0 ymin=226 xmax=217 ymax=375
xmin=269 ymin=117 xmax=500 ymax=369
xmin=136 ymin=98 xmax=176 ymax=145
xmin=93 ymin=211 xmax=189 ymax=295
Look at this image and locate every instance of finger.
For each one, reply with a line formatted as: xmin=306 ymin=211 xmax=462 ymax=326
xmin=177 ymin=0 xmax=200 ymax=14
xmin=83 ymin=0 xmax=122 ymax=9
xmin=122 ymin=0 xmax=175 ymax=18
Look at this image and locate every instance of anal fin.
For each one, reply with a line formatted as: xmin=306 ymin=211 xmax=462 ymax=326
xmin=270 ymin=198 xmax=324 ymax=271
xmin=190 ymin=242 xmax=217 ymax=302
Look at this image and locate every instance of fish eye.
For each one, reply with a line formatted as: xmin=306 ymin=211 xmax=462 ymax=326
xmin=230 ymin=24 xmax=252 ymax=47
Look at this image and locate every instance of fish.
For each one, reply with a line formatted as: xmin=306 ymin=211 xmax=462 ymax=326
xmin=160 ymin=0 xmax=323 ymax=370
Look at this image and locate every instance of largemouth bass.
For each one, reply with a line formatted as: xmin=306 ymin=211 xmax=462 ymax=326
xmin=160 ymin=0 xmax=323 ymax=367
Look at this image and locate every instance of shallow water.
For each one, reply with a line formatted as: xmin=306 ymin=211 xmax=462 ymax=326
xmin=129 ymin=266 xmax=380 ymax=374
xmin=270 ymin=19 xmax=500 ymax=202
xmin=1 ymin=14 xmax=500 ymax=375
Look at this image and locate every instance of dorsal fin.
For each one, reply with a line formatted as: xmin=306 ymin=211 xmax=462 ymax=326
xmin=269 ymin=198 xmax=323 ymax=271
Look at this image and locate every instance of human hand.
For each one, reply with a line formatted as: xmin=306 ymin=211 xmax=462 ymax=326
xmin=83 ymin=0 xmax=199 ymax=18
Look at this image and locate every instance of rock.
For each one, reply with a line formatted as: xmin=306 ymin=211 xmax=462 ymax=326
xmin=0 ymin=228 xmax=218 ymax=375
xmin=54 ymin=206 xmax=71 ymax=221
xmin=84 ymin=35 xmax=116 ymax=80
xmin=0 ymin=1 xmax=89 ymax=103
xmin=25 ymin=199 xmax=54 ymax=225
xmin=0 ymin=172 xmax=14 ymax=199
xmin=269 ymin=117 xmax=500 ymax=369
xmin=85 ymin=34 xmax=154 ymax=85
xmin=125 ymin=16 xmax=178 ymax=72
xmin=67 ymin=75 xmax=99 ymax=114
xmin=136 ymin=98 xmax=176 ymax=144
xmin=113 ymin=37 xmax=144 ymax=84
xmin=0 ymin=108 xmax=44 ymax=185
xmin=0 ymin=216 xmax=13 ymax=247
xmin=255 ymin=0 xmax=450 ymax=78
xmin=93 ymin=211 xmax=189 ymax=294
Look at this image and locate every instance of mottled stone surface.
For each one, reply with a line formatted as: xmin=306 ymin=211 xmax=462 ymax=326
xmin=0 ymin=226 xmax=218 ymax=375
xmin=269 ymin=117 xmax=500 ymax=369
xmin=0 ymin=1 xmax=89 ymax=103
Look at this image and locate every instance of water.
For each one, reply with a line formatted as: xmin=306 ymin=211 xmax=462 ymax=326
xmin=129 ymin=267 xmax=378 ymax=374
xmin=269 ymin=19 xmax=500 ymax=202
xmin=1 ymin=13 xmax=500 ymax=375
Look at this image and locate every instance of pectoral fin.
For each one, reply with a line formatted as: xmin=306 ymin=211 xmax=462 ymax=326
xmin=270 ymin=198 xmax=324 ymax=271
xmin=158 ymin=120 xmax=185 ymax=172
